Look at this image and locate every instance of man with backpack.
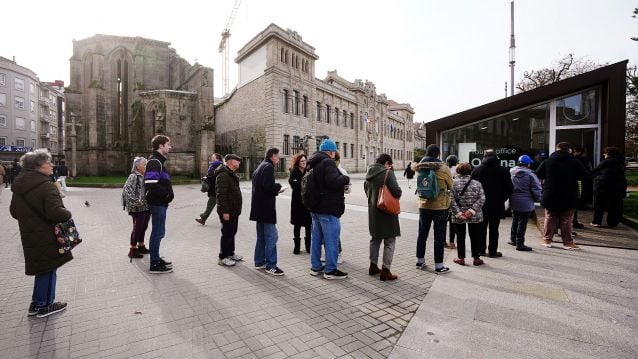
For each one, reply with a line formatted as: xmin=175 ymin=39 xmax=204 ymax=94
xmin=195 ymin=153 xmax=224 ymax=225
xmin=413 ymin=144 xmax=453 ymax=273
xmin=305 ymin=138 xmax=350 ymax=280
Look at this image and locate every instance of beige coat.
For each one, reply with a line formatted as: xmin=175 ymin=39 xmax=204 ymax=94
xmin=412 ymin=160 xmax=453 ymax=210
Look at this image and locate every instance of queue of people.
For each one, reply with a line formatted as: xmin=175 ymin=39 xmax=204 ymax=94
xmin=8 ymin=136 xmax=628 ymax=320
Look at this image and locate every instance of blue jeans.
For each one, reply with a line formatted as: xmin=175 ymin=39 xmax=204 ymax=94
xmin=511 ymin=211 xmax=532 ymax=246
xmin=149 ymin=205 xmax=168 ymax=266
xmin=311 ymin=213 xmax=341 ymax=273
xmin=416 ymin=209 xmax=448 ymax=264
xmin=254 ymin=222 xmax=278 ymax=269
xmin=32 ymin=270 xmax=56 ymax=309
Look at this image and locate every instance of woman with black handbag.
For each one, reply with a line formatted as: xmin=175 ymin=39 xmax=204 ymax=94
xmin=10 ymin=149 xmax=72 ymax=318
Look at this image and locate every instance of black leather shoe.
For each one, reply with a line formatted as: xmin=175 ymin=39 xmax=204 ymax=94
xmin=487 ymin=252 xmax=503 ymax=258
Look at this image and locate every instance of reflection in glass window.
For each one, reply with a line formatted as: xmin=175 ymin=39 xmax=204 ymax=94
xmin=556 ymin=88 xmax=598 ymax=126
xmin=441 ymin=104 xmax=549 ymax=169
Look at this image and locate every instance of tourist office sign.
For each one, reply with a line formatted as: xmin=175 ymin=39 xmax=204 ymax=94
xmin=0 ymin=146 xmax=33 ymax=153
xmin=468 ymin=147 xmax=519 ymax=168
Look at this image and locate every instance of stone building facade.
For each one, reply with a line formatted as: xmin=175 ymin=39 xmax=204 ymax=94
xmin=214 ymin=24 xmax=416 ymax=174
xmin=65 ymin=34 xmax=215 ymax=176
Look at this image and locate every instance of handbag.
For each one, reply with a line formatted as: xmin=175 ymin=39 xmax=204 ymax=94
xmin=200 ymin=177 xmax=210 ymax=193
xmin=377 ymin=169 xmax=401 ymax=215
xmin=54 ymin=219 xmax=82 ymax=254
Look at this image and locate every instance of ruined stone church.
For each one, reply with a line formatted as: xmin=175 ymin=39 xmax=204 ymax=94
xmin=65 ymin=34 xmax=215 ymax=176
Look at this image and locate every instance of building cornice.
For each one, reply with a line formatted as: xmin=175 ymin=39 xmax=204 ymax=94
xmin=235 ymin=23 xmax=318 ymax=63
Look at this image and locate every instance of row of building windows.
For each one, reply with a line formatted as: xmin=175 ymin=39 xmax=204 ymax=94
xmin=280 ymin=48 xmax=310 ymax=73
xmin=283 ymin=134 xmax=360 ymax=160
xmin=0 ymin=136 xmax=41 ymax=148
xmin=0 ymin=73 xmax=37 ymax=96
xmin=0 ymin=114 xmax=57 ymax=134
xmin=282 ymin=89 xmax=308 ymax=117
xmin=381 ymin=148 xmax=411 ymax=162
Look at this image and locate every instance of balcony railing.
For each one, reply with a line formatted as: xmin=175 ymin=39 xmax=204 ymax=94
xmin=40 ymin=114 xmax=50 ymax=123
xmin=40 ymin=132 xmax=50 ymax=139
xmin=39 ymin=98 xmax=49 ymax=106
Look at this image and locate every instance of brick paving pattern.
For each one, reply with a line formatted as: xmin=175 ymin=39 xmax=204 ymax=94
xmin=0 ymin=177 xmax=442 ymax=358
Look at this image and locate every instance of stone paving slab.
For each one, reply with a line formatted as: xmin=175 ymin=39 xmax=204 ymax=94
xmin=0 ymin=178 xmax=441 ymax=359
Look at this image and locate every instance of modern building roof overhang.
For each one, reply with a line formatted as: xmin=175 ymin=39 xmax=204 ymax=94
xmin=426 ymin=60 xmax=628 ymax=149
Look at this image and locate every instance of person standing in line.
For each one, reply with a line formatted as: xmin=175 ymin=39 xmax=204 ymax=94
xmin=536 ymin=142 xmax=587 ymax=250
xmin=250 ymin=148 xmax=285 ymax=276
xmin=307 ymin=138 xmax=350 ymax=280
xmin=10 ymin=149 xmax=72 ymax=318
xmin=414 ymin=144 xmax=453 ymax=274
xmin=571 ymin=145 xmax=593 ymax=228
xmin=289 ymin=153 xmax=312 ymax=254
xmin=450 ymin=162 xmax=486 ymax=266
xmin=365 ymin=153 xmax=402 ymax=281
xmin=56 ymin=161 xmax=69 ymax=194
xmin=123 ymin=157 xmax=151 ymax=259
xmin=445 ymin=154 xmax=459 ymax=249
xmin=0 ymin=163 xmax=5 ymax=198
xmin=195 ymin=153 xmax=224 ymax=225
xmin=509 ymin=155 xmax=542 ymax=251
xmin=403 ymin=161 xmax=415 ymax=189
xmin=144 ymin=135 xmax=175 ymax=273
xmin=591 ymin=146 xmax=627 ymax=228
xmin=471 ymin=150 xmax=513 ymax=258
xmin=215 ymin=154 xmax=244 ymax=266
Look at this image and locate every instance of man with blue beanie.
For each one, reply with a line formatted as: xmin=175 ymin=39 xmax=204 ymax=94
xmin=307 ymin=138 xmax=350 ymax=279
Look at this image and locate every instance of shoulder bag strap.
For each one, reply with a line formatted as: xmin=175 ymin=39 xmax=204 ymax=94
xmin=455 ymin=178 xmax=472 ymax=202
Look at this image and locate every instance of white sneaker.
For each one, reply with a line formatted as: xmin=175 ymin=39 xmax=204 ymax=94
xmin=229 ymin=254 xmax=243 ymax=261
xmin=218 ymin=258 xmax=236 ymax=266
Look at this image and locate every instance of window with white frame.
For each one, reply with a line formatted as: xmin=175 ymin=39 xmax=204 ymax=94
xmin=16 ymin=138 xmax=25 ymax=147
xmin=0 ymin=73 xmax=5 ymax=86
xmin=15 ymin=96 xmax=25 ymax=110
xmin=0 ymin=114 xmax=6 ymax=127
xmin=31 ymin=120 xmax=35 ymax=132
xmin=30 ymin=100 xmax=35 ymax=112
xmin=0 ymin=136 xmax=6 ymax=146
xmin=30 ymin=83 xmax=35 ymax=95
xmin=15 ymin=78 xmax=24 ymax=91
xmin=16 ymin=117 xmax=25 ymax=130
xmin=0 ymin=93 xmax=6 ymax=106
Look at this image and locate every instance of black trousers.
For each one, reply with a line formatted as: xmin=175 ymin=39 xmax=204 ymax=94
xmin=219 ymin=215 xmax=238 ymax=259
xmin=454 ymin=222 xmax=482 ymax=258
xmin=593 ymin=192 xmax=624 ymax=227
xmin=477 ymin=218 xmax=501 ymax=255
xmin=293 ymin=224 xmax=311 ymax=239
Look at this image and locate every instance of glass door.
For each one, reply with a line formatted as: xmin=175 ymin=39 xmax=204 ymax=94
xmin=555 ymin=127 xmax=597 ymax=166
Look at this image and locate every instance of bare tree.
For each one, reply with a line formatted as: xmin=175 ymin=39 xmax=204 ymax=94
xmin=516 ymin=54 xmax=603 ymax=92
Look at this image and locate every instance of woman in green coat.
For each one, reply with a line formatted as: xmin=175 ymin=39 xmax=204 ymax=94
xmin=364 ymin=153 xmax=402 ymax=281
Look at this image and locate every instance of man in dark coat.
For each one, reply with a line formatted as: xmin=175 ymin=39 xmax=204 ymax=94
xmin=250 ymin=148 xmax=284 ymax=276
xmin=144 ymin=135 xmax=175 ymax=273
xmin=216 ymin=154 xmax=244 ymax=266
xmin=195 ymin=153 xmax=224 ymax=225
xmin=10 ymin=149 xmax=72 ymax=317
xmin=536 ymin=142 xmax=588 ymax=249
xmin=307 ymin=138 xmax=350 ymax=279
xmin=591 ymin=146 xmax=627 ymax=228
xmin=471 ymin=149 xmax=513 ymax=257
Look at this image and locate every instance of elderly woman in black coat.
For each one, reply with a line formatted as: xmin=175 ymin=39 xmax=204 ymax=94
xmin=289 ymin=153 xmax=312 ymax=254
xmin=591 ymin=146 xmax=627 ymax=228
xmin=10 ymin=149 xmax=72 ymax=318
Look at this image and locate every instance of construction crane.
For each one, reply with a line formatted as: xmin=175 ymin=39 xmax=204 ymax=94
xmin=218 ymin=0 xmax=241 ymax=96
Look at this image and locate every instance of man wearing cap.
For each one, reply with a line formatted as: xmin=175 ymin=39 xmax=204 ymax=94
xmin=413 ymin=144 xmax=453 ymax=273
xmin=250 ymin=148 xmax=285 ymax=276
xmin=215 ymin=154 xmax=244 ymax=266
xmin=509 ymin=155 xmax=542 ymax=251
xmin=471 ymin=149 xmax=513 ymax=258
xmin=307 ymin=138 xmax=350 ymax=279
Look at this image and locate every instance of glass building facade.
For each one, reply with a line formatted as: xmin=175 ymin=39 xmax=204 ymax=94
xmin=441 ymin=87 xmax=601 ymax=169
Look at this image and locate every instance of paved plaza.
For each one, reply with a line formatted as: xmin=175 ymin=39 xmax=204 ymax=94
xmin=1 ymin=175 xmax=637 ymax=359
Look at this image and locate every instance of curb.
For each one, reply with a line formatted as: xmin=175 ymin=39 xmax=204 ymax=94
xmin=621 ymin=215 xmax=638 ymax=231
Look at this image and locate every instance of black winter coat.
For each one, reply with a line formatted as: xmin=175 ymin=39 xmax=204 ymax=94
xmin=215 ymin=165 xmax=242 ymax=217
xmin=249 ymin=159 xmax=282 ymax=224
xmin=471 ymin=156 xmax=513 ymax=219
xmin=592 ymin=155 xmax=627 ymax=198
xmin=144 ymin=151 xmax=174 ymax=207
xmin=10 ymin=169 xmax=73 ymax=275
xmin=289 ymin=168 xmax=311 ymax=226
xmin=536 ymin=150 xmax=588 ymax=211
xmin=205 ymin=160 xmax=223 ymax=197
xmin=307 ymin=151 xmax=350 ymax=217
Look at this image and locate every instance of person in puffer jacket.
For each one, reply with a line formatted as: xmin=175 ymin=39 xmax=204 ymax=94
xmin=509 ymin=155 xmax=542 ymax=251
xmin=450 ymin=163 xmax=486 ymax=266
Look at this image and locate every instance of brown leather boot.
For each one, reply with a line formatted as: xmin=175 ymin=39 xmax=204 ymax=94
xmin=380 ymin=267 xmax=398 ymax=281
xmin=369 ymin=262 xmax=381 ymax=275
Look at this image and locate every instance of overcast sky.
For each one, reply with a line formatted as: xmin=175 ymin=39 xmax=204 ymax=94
xmin=2 ymin=0 xmax=636 ymax=123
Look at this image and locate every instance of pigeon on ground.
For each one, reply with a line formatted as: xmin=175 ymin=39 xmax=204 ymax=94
xmin=85 ymin=201 xmax=91 ymax=207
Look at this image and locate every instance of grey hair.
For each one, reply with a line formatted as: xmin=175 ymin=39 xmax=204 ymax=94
xmin=131 ymin=156 xmax=147 ymax=173
xmin=20 ymin=149 xmax=52 ymax=170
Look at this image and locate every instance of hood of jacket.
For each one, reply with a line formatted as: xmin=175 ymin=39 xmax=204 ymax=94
xmin=11 ymin=169 xmax=51 ymax=195
xmin=308 ymin=151 xmax=331 ymax=168
xmin=549 ymin=150 xmax=573 ymax=161
xmin=413 ymin=157 xmax=443 ymax=171
xmin=511 ymin=166 xmax=533 ymax=179
xmin=482 ymin=155 xmax=500 ymax=167
xmin=366 ymin=163 xmax=388 ymax=181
